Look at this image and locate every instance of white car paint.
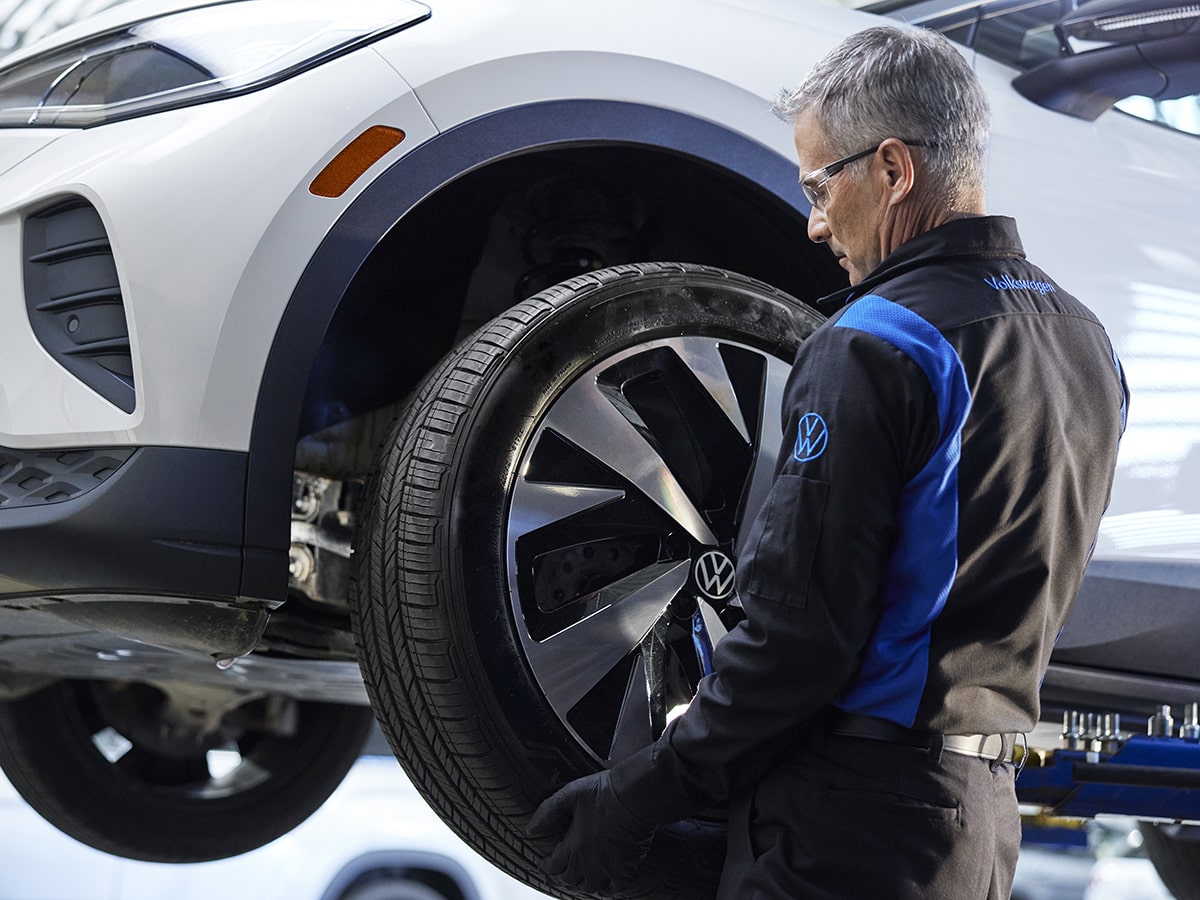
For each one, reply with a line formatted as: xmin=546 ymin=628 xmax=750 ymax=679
xmin=0 ymin=0 xmax=1195 ymax=560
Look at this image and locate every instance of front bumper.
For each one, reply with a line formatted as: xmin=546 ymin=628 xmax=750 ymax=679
xmin=0 ymin=443 xmax=285 ymax=624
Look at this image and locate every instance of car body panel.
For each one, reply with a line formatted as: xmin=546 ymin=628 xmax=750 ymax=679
xmin=975 ymin=54 xmax=1200 ymax=566
xmin=0 ymin=47 xmax=429 ymax=448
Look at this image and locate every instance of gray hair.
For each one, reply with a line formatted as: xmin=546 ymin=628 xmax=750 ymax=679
xmin=774 ymin=26 xmax=990 ymax=204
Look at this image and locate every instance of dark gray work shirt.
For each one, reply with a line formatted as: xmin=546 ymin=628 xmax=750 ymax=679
xmin=612 ymin=215 xmax=1129 ymax=823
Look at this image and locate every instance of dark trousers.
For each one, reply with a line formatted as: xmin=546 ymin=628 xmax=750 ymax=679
xmin=717 ymin=729 xmax=1020 ymax=899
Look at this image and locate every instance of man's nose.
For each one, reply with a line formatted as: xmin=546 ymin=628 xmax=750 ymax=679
xmin=807 ymin=207 xmax=829 ymax=244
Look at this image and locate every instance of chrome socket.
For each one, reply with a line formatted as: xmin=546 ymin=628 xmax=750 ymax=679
xmin=1181 ymin=703 xmax=1200 ymax=742
xmin=1148 ymin=704 xmax=1175 ymax=738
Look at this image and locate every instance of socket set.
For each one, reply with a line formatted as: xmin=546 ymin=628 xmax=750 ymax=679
xmin=1016 ymin=703 xmax=1200 ymax=821
xmin=1058 ymin=703 xmax=1200 ymax=753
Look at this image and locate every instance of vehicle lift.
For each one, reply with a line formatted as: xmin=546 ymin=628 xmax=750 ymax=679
xmin=1016 ymin=704 xmax=1200 ymax=841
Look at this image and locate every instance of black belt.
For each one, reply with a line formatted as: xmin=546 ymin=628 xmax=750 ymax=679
xmin=828 ymin=711 xmax=1015 ymax=762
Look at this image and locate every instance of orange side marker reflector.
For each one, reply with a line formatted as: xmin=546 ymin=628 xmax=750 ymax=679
xmin=309 ymin=125 xmax=406 ymax=198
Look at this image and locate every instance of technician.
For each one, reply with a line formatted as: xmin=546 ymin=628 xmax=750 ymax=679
xmin=528 ymin=24 xmax=1129 ymax=899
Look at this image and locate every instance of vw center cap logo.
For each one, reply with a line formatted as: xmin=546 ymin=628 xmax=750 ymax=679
xmin=694 ymin=550 xmax=736 ymax=601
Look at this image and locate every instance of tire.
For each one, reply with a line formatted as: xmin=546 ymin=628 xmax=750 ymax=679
xmin=1142 ymin=822 xmax=1200 ymax=899
xmin=353 ymin=263 xmax=822 ymax=899
xmin=0 ymin=679 xmax=374 ymax=862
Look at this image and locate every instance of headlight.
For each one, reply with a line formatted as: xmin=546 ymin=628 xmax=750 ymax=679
xmin=0 ymin=0 xmax=430 ymax=128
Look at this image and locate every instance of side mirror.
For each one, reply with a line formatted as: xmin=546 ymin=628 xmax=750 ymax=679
xmin=1012 ymin=0 xmax=1200 ymax=120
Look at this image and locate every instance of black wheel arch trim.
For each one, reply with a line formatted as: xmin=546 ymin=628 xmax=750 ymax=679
xmin=244 ymin=97 xmax=811 ymax=600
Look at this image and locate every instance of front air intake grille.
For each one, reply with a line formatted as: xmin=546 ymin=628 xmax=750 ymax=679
xmin=23 ymin=198 xmax=135 ymax=413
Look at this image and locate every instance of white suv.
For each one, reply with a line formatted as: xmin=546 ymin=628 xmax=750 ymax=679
xmin=0 ymin=1 xmax=1196 ymax=897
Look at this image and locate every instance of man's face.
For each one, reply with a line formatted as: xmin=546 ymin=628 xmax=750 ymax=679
xmin=792 ymin=111 xmax=885 ymax=286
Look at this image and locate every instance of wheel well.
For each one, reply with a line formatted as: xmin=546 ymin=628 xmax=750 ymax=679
xmin=296 ymin=143 xmax=844 ymax=458
xmin=321 ymin=851 xmax=476 ymax=900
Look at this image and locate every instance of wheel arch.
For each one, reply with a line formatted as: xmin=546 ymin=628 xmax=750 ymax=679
xmin=244 ymin=98 xmax=844 ymax=599
xmin=319 ymin=849 xmax=480 ymax=900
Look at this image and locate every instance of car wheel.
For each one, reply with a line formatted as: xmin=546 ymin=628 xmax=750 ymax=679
xmin=353 ymin=263 xmax=822 ymax=898
xmin=0 ymin=679 xmax=374 ymax=862
xmin=1142 ymin=822 xmax=1200 ymax=900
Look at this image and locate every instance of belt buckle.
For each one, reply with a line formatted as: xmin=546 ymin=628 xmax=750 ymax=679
xmin=944 ymin=733 xmax=1005 ymax=760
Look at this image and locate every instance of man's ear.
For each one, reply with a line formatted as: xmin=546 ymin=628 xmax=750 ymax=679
xmin=876 ymin=138 xmax=916 ymax=207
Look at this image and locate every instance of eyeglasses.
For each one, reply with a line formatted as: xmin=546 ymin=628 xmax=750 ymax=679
xmin=800 ymin=140 xmax=930 ymax=210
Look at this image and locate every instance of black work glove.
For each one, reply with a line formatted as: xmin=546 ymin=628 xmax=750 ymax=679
xmin=527 ymin=770 xmax=656 ymax=894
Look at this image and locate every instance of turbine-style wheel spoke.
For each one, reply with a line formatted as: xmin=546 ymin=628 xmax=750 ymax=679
xmin=737 ymin=360 xmax=786 ymax=554
xmin=607 ymin=655 xmax=653 ymax=762
xmin=542 ymin=371 xmax=718 ymax=547
xmin=524 ymin=561 xmax=690 ymax=713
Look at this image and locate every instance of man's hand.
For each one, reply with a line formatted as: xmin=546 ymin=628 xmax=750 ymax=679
xmin=527 ymin=770 xmax=656 ymax=893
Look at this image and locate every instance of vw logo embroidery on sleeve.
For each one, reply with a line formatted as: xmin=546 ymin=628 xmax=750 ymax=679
xmin=694 ymin=550 xmax=736 ymax=601
xmin=794 ymin=412 xmax=828 ymax=462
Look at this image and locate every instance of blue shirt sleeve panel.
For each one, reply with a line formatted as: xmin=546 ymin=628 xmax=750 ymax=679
xmin=831 ymin=295 xmax=974 ymax=727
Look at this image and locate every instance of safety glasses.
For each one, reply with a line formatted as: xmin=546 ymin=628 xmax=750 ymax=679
xmin=800 ymin=140 xmax=930 ymax=210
